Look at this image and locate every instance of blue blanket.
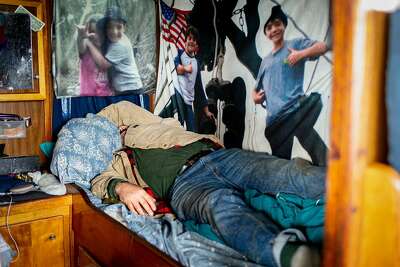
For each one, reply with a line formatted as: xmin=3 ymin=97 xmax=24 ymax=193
xmin=78 ymin=187 xmax=262 ymax=267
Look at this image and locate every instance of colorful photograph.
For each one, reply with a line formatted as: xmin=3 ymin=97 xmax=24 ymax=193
xmin=53 ymin=0 xmax=157 ymax=97
xmin=155 ymin=0 xmax=332 ymax=165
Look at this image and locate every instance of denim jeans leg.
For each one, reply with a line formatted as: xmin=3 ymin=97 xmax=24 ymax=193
xmin=184 ymin=103 xmax=195 ymax=132
xmin=170 ymin=160 xmax=280 ymax=267
xmin=201 ymin=148 xmax=326 ymax=199
xmin=170 ymin=148 xmax=325 ymax=266
xmin=294 ymin=95 xmax=327 ymax=166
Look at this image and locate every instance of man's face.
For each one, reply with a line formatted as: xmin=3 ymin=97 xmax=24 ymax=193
xmin=265 ymin=19 xmax=285 ymax=43
xmin=106 ymin=19 xmax=125 ymax=43
xmin=185 ymin=34 xmax=199 ymax=55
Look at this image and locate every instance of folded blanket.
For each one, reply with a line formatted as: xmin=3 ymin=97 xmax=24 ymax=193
xmin=244 ymin=190 xmax=324 ymax=243
xmin=185 ymin=191 xmax=325 ymax=244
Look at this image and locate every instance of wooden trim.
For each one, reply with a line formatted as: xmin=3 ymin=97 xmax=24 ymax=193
xmin=149 ymin=92 xmax=155 ymax=112
xmin=324 ymin=1 xmax=389 ymax=266
xmin=150 ymin=0 xmax=160 ymax=113
xmin=77 ymin=246 xmax=102 ymax=267
xmin=358 ymin=163 xmax=400 ymax=266
xmin=71 ymin=185 xmax=181 ymax=267
xmin=0 ymin=195 xmax=72 ymax=225
xmin=0 ymin=0 xmax=48 ymax=102
xmin=324 ymin=0 xmax=358 ymax=262
xmin=43 ymin=0 xmax=53 ymax=140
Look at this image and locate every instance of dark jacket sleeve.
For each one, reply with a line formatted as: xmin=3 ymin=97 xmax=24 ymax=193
xmin=193 ymin=61 xmax=208 ymax=111
xmin=174 ymin=49 xmax=184 ymax=68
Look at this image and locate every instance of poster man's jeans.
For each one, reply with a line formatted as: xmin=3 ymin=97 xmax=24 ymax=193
xmin=159 ymin=90 xmax=195 ymax=131
xmin=169 ymin=148 xmax=326 ymax=266
xmin=265 ymin=93 xmax=328 ymax=166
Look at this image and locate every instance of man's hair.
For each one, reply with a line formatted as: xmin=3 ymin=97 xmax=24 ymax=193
xmin=104 ymin=6 xmax=127 ymax=25
xmin=186 ymin=26 xmax=200 ymax=43
xmin=263 ymin=5 xmax=288 ymax=33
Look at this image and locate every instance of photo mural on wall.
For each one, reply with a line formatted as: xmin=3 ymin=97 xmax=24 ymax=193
xmin=53 ymin=0 xmax=157 ymax=97
xmin=154 ymin=0 xmax=332 ymax=166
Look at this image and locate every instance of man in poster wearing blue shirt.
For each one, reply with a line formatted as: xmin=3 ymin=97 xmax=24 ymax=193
xmin=253 ymin=5 xmax=328 ymax=166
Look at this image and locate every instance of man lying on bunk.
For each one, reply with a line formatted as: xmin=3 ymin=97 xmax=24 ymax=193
xmin=91 ymin=101 xmax=325 ymax=267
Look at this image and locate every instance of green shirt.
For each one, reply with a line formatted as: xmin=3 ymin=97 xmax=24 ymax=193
xmin=108 ymin=140 xmax=214 ymax=200
xmin=133 ymin=141 xmax=213 ymax=199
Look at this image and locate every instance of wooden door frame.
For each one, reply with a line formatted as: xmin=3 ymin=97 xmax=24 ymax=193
xmin=324 ymin=0 xmax=390 ymax=266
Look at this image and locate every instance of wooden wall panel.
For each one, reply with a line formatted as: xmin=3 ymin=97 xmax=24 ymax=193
xmin=324 ymin=2 xmax=389 ymax=267
xmin=0 ymin=101 xmax=45 ymax=157
xmin=0 ymin=0 xmax=52 ymax=162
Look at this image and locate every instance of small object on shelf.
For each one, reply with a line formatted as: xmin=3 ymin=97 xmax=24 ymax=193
xmin=0 ymin=174 xmax=30 ymax=193
xmin=16 ymin=173 xmax=33 ymax=183
xmin=0 ymin=155 xmax=40 ymax=175
xmin=0 ymin=114 xmax=31 ymax=140
xmin=9 ymin=183 xmax=35 ymax=194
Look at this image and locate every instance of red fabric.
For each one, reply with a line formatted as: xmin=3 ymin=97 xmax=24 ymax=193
xmin=79 ymin=52 xmax=112 ymax=96
xmin=0 ymin=27 xmax=6 ymax=50
xmin=144 ymin=187 xmax=173 ymax=214
xmin=160 ymin=0 xmax=190 ymax=50
xmin=122 ymin=147 xmax=173 ymax=215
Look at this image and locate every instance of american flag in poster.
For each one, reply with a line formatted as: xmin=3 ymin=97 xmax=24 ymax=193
xmin=160 ymin=0 xmax=189 ymax=50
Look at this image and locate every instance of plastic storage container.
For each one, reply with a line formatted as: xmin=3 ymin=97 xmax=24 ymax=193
xmin=0 ymin=120 xmax=26 ymax=139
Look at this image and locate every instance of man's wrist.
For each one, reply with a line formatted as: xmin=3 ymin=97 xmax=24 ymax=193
xmin=299 ymin=50 xmax=307 ymax=60
xmin=107 ymin=179 xmax=127 ymax=199
xmin=114 ymin=181 xmax=125 ymax=196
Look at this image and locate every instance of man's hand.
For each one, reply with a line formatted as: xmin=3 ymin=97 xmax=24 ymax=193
xmin=176 ymin=64 xmax=192 ymax=75
xmin=205 ymin=110 xmax=215 ymax=121
xmin=203 ymin=106 xmax=215 ymax=121
xmin=184 ymin=64 xmax=193 ymax=73
xmin=115 ymin=182 xmax=156 ymax=216
xmin=252 ymin=89 xmax=265 ymax=104
xmin=287 ymin=47 xmax=305 ymax=66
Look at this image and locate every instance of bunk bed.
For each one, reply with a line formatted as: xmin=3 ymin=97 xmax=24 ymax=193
xmin=70 ymin=185 xmax=182 ymax=267
xmin=57 ymin=107 xmax=291 ymax=267
xmin=59 ymin=0 xmax=399 ymax=266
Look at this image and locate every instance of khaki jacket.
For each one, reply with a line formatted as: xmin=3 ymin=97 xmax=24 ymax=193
xmin=91 ymin=101 xmax=222 ymax=199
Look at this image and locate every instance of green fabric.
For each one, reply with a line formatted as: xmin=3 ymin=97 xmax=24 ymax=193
xmin=107 ymin=178 xmax=127 ymax=199
xmin=183 ymin=220 xmax=224 ymax=244
xmin=244 ymin=190 xmax=325 ymax=243
xmin=184 ymin=192 xmax=324 ymax=245
xmin=39 ymin=141 xmax=55 ymax=159
xmin=280 ymin=242 xmax=303 ymax=267
xmin=103 ymin=178 xmax=127 ymax=204
xmin=133 ymin=141 xmax=213 ymax=199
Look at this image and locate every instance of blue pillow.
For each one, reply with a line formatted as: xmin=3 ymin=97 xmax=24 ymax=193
xmin=40 ymin=141 xmax=55 ymax=159
xmin=50 ymin=114 xmax=121 ymax=188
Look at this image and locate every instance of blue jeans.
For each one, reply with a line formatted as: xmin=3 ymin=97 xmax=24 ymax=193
xmin=158 ymin=90 xmax=195 ymax=132
xmin=169 ymin=148 xmax=326 ymax=266
xmin=182 ymin=102 xmax=195 ymax=132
